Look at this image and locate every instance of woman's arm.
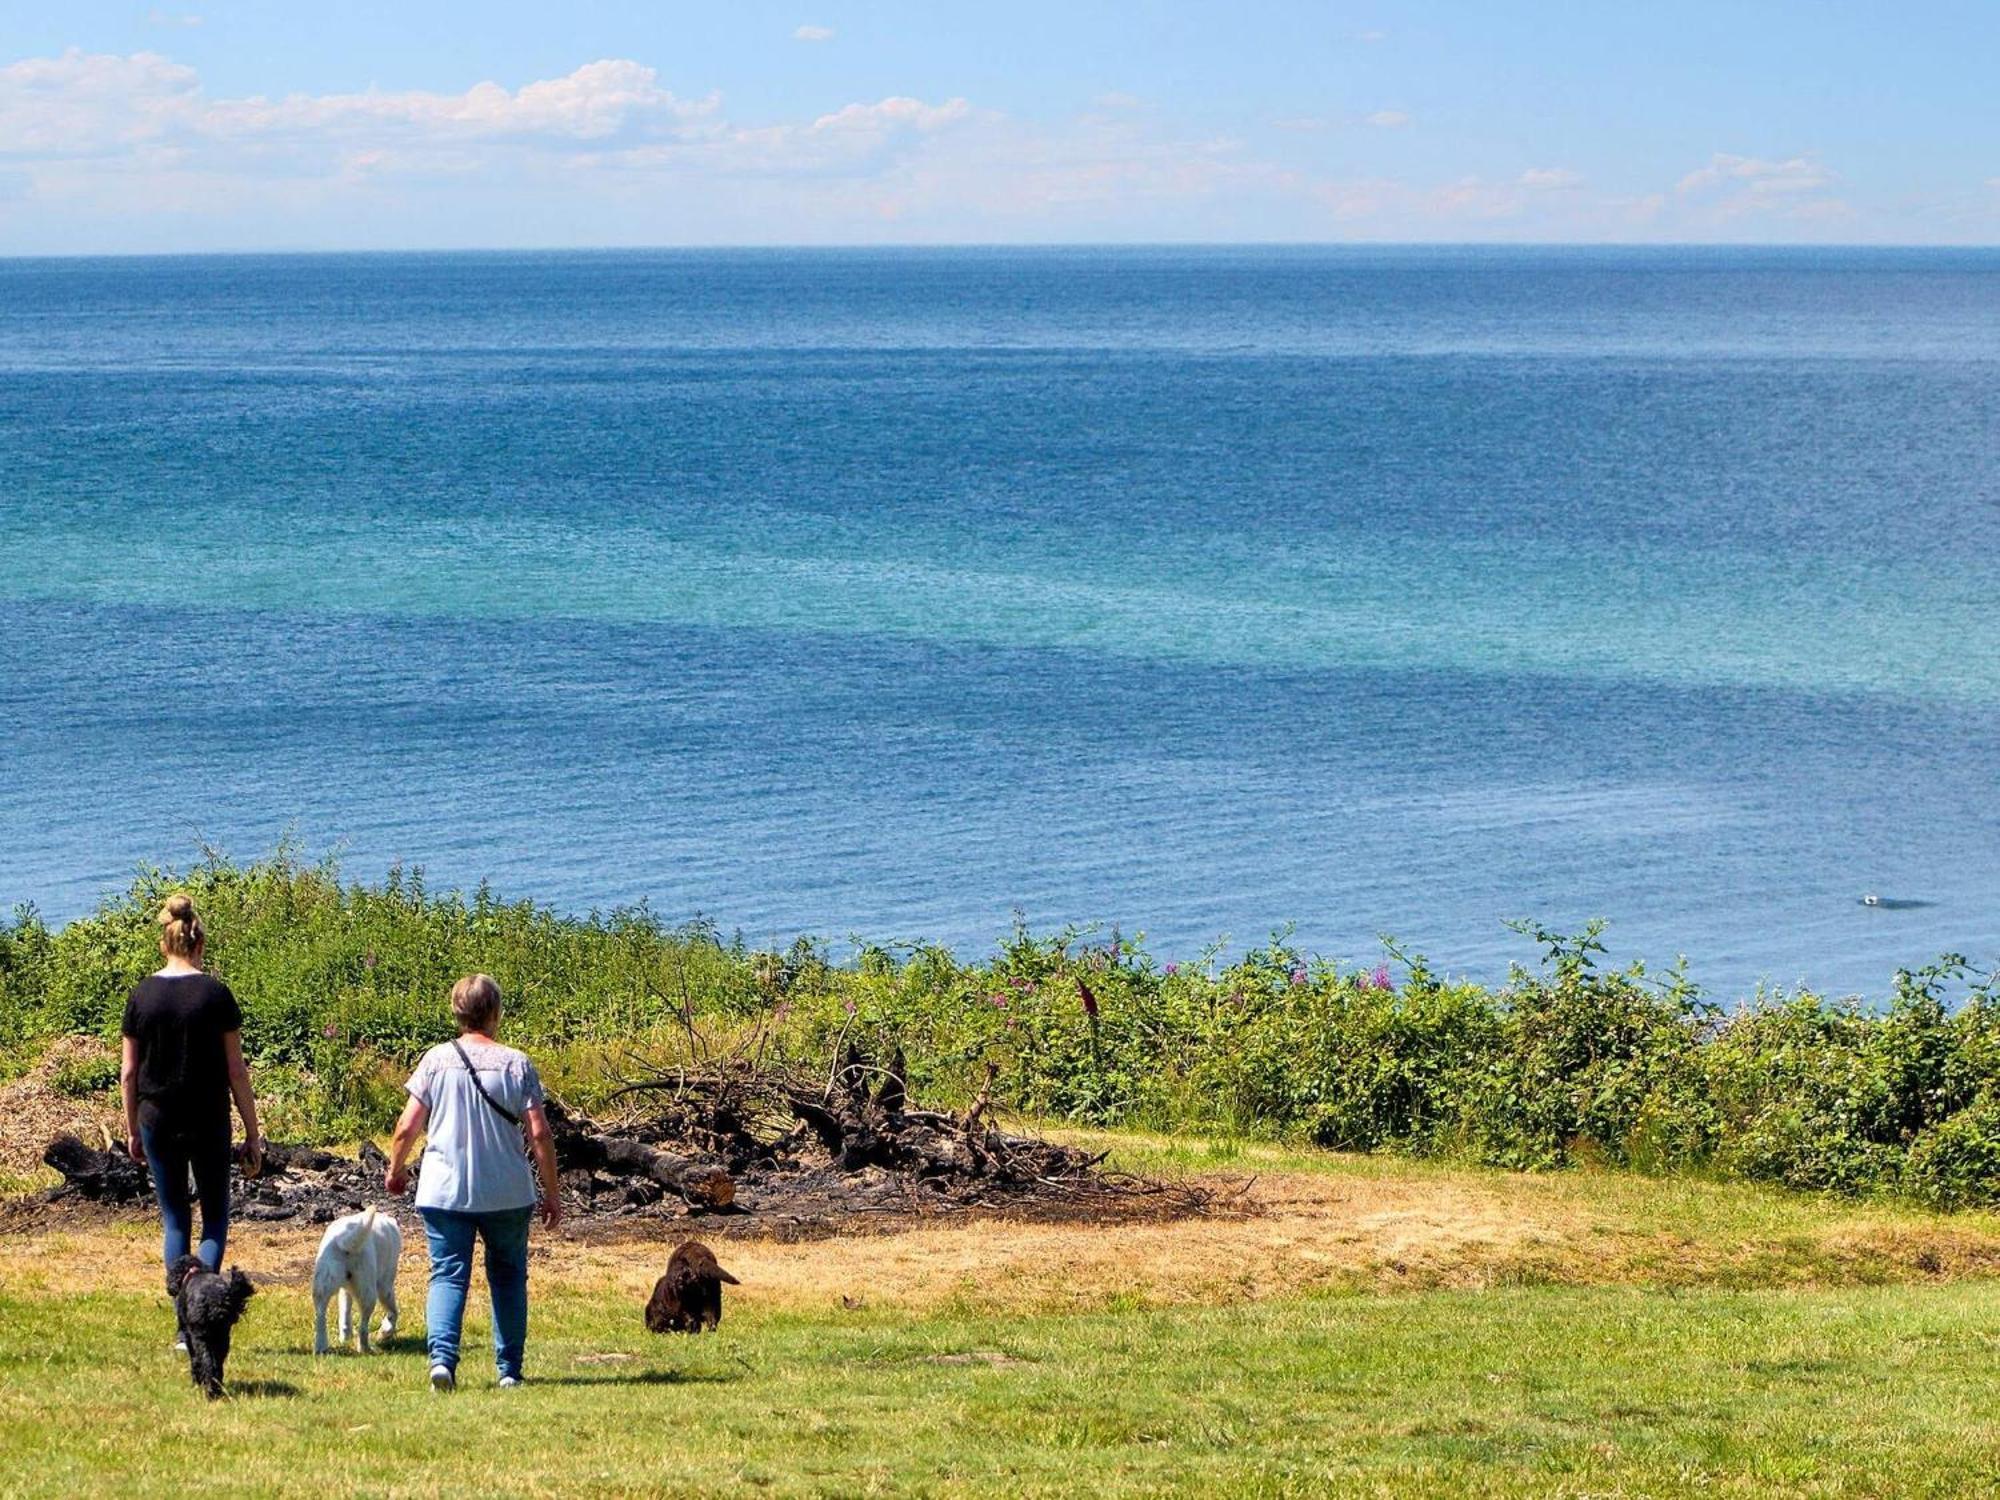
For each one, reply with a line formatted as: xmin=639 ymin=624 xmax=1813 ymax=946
xmin=121 ymin=1036 xmax=143 ymax=1164
xmin=222 ymin=1031 xmax=263 ymax=1176
xmin=385 ymin=1094 xmax=428 ymax=1195
xmin=524 ymin=1104 xmax=562 ymax=1231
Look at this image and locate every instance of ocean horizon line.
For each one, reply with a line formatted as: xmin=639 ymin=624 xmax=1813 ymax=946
xmin=6 ymin=240 xmax=2000 ymax=265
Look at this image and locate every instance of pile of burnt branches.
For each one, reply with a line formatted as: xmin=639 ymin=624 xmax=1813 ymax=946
xmin=32 ymin=1044 xmax=1225 ymax=1238
xmin=547 ymin=1043 xmax=1221 ymax=1235
xmin=38 ymin=1131 xmax=402 ymax=1223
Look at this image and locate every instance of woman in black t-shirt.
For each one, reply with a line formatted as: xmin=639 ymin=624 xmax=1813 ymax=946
xmin=120 ymin=894 xmax=263 ymax=1345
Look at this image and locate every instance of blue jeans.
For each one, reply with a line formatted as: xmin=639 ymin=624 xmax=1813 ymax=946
xmin=419 ymin=1205 xmax=534 ymax=1381
xmin=138 ymin=1107 xmax=232 ymax=1295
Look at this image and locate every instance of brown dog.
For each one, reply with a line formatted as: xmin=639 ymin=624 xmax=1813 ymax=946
xmin=644 ymin=1240 xmax=739 ymax=1333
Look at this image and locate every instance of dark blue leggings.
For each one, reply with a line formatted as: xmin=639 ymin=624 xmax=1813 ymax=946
xmin=139 ymin=1111 xmax=233 ymax=1294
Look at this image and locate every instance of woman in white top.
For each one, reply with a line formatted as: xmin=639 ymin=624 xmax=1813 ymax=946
xmin=384 ymin=974 xmax=561 ymax=1391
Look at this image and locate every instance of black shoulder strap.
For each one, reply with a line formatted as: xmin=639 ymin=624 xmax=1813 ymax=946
xmin=449 ymin=1040 xmax=523 ymax=1128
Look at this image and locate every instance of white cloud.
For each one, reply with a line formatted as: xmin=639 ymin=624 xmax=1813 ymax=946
xmin=690 ymin=95 xmax=972 ymax=177
xmin=1676 ymin=152 xmax=1829 ymax=197
xmin=1093 ymin=91 xmax=1142 ymax=111
xmin=1356 ymin=29 xmax=1388 ymax=43
xmin=580 ymin=93 xmax=976 ymax=186
xmin=0 ymin=49 xmax=199 ymax=156
xmin=0 ymin=51 xmax=720 ymax=164
xmin=0 ymin=50 xmax=1925 ymax=249
xmin=147 ymin=9 xmax=203 ymax=26
xmin=1430 ymin=176 xmax=1527 ymax=219
xmin=793 ymin=25 xmax=834 ymax=43
xmin=1673 ymin=152 xmax=1843 ymax=225
xmin=812 ymin=97 xmax=968 ymax=135
xmin=202 ymin=59 xmax=716 ymax=142
xmin=0 ymin=50 xmax=991 ymax=241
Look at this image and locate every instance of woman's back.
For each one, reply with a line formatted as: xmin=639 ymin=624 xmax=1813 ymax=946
xmin=407 ymin=1038 xmax=544 ymax=1214
xmin=123 ymin=973 xmax=242 ymax=1125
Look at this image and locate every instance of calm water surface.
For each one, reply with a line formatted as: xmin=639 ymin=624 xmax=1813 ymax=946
xmin=2 ymin=247 xmax=1996 ymax=996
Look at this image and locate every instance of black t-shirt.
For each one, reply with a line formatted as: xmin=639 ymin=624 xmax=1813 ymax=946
xmin=121 ymin=973 xmax=243 ymax=1126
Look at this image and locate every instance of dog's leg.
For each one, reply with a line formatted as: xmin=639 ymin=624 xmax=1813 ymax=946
xmin=338 ymin=1287 xmax=353 ymax=1346
xmin=379 ymin=1278 xmax=399 ymax=1341
xmin=190 ymin=1340 xmax=220 ymax=1398
xmin=357 ymin=1294 xmax=374 ymax=1355
xmin=313 ymin=1292 xmax=331 ymax=1356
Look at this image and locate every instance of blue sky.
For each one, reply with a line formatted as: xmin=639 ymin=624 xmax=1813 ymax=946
xmin=2 ymin=2 xmax=1995 ymax=251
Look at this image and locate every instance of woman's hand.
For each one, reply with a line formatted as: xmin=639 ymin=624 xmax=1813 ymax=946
xmin=385 ymin=1094 xmax=427 ymax=1199
xmin=120 ymin=1038 xmax=142 ymax=1165
xmin=540 ymin=1194 xmax=563 ymax=1232
xmin=241 ymin=1134 xmax=265 ymax=1179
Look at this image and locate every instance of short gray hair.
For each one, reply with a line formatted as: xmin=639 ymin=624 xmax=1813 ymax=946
xmin=449 ymin=973 xmax=502 ymax=1033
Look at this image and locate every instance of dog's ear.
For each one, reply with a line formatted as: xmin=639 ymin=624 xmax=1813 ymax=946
xmin=712 ymin=1264 xmax=740 ymax=1286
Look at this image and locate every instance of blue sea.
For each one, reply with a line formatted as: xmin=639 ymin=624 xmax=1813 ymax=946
xmin=2 ymin=246 xmax=1996 ymax=998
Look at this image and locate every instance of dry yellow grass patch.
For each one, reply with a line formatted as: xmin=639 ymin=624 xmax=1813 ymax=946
xmin=11 ymin=1163 xmax=2000 ymax=1317
xmin=0 ymin=1036 xmax=121 ymax=1176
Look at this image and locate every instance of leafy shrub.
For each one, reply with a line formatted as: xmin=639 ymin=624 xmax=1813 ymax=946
xmin=51 ymin=1053 xmax=121 ymax=1098
xmin=3 ymin=855 xmax=1998 ymax=1208
xmin=1905 ymin=1098 xmax=2000 ymax=1210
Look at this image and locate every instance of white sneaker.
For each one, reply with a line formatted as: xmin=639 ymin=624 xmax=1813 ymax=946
xmin=173 ymin=1335 xmax=189 ymax=1354
xmin=430 ymin=1365 xmax=455 ymax=1393
xmin=497 ymin=1375 xmax=521 ymax=1389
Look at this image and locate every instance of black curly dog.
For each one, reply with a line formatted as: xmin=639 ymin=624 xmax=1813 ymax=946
xmin=169 ymin=1255 xmax=256 ymax=1398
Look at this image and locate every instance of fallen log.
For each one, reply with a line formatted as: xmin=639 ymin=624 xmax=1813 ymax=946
xmin=43 ymin=1133 xmax=150 ymax=1203
xmin=556 ymin=1129 xmax=736 ymax=1209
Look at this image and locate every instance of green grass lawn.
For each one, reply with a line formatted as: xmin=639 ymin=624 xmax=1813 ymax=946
xmin=5 ymin=1247 xmax=2000 ymax=1497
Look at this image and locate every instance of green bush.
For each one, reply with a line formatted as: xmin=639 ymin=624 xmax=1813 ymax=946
xmin=51 ymin=1053 xmax=121 ymax=1098
xmin=3 ymin=855 xmax=1998 ymax=1210
xmin=1905 ymin=1097 xmax=2000 ymax=1210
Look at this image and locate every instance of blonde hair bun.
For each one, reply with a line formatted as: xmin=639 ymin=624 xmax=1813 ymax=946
xmin=157 ymin=894 xmax=205 ymax=960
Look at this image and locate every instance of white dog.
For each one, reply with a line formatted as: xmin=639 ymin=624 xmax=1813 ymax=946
xmin=312 ymin=1208 xmax=402 ymax=1354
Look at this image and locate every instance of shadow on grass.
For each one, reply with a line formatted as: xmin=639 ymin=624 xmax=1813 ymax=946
xmin=230 ymin=1379 xmax=303 ymax=1399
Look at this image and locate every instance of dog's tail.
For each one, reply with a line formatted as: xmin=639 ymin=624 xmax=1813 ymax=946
xmin=329 ymin=1207 xmax=379 ymax=1253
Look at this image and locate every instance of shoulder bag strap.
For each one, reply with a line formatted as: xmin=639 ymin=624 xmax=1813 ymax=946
xmin=449 ymin=1039 xmax=523 ymax=1128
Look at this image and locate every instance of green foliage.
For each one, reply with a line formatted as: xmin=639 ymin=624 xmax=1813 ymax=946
xmin=50 ymin=1053 xmax=121 ymax=1098
xmin=1905 ymin=1099 xmax=2000 ymax=1210
xmin=3 ymin=855 xmax=1998 ymax=1208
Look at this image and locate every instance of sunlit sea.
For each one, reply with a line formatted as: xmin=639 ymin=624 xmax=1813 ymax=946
xmin=3 ymin=246 xmax=1996 ymax=997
